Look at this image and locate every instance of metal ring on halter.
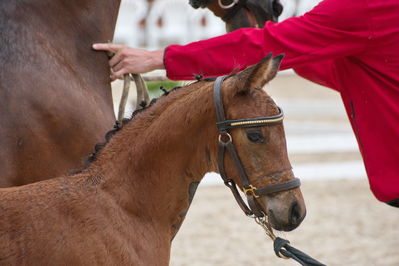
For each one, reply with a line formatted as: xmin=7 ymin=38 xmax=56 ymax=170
xmin=218 ymin=0 xmax=239 ymax=9
xmin=218 ymin=133 xmax=232 ymax=143
xmin=277 ymin=251 xmax=290 ymax=260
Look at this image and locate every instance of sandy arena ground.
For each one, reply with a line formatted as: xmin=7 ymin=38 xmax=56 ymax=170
xmin=170 ymin=179 xmax=399 ymax=266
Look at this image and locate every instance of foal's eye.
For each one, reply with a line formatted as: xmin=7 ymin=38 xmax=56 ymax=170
xmin=246 ymin=131 xmax=265 ymax=143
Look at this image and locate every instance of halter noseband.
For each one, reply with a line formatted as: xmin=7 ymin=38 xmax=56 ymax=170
xmin=213 ymin=75 xmax=301 ymax=218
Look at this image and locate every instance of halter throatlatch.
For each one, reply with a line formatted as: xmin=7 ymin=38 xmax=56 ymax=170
xmin=213 ymin=75 xmax=326 ymax=266
xmin=213 ymin=75 xmax=301 ymax=217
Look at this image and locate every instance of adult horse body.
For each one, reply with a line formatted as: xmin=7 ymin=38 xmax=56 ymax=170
xmin=0 ymin=56 xmax=306 ymax=265
xmin=0 ymin=0 xmax=117 ymax=187
xmin=0 ymin=0 xmax=280 ymax=187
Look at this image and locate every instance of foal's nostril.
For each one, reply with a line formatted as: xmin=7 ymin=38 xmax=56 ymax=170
xmin=289 ymin=202 xmax=302 ymax=225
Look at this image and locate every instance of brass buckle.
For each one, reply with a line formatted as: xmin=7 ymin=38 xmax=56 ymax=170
xmin=243 ymin=184 xmax=259 ymax=198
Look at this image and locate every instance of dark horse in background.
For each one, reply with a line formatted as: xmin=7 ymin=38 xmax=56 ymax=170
xmin=0 ymin=0 xmax=282 ymax=187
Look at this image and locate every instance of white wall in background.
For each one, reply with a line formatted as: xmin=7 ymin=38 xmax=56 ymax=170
xmin=114 ymin=0 xmax=323 ymax=48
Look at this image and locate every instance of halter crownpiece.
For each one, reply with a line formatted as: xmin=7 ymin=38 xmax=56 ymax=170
xmin=213 ymin=75 xmax=301 ymax=218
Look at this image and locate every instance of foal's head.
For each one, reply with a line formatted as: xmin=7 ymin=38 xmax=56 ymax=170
xmin=215 ymin=55 xmax=305 ymax=231
xmin=190 ymin=0 xmax=283 ymax=31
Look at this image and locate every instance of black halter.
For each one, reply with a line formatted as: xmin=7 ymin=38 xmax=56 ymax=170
xmin=213 ymin=75 xmax=301 ymax=218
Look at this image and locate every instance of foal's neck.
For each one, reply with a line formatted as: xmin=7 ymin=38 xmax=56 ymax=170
xmin=89 ymin=83 xmax=219 ymax=237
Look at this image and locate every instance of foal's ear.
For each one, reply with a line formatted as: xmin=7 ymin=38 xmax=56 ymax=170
xmin=236 ymin=53 xmax=284 ymax=93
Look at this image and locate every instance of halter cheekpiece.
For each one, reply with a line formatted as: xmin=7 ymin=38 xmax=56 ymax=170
xmin=213 ymin=75 xmax=301 ymax=218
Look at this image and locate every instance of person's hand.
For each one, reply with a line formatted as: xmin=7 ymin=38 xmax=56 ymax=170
xmin=92 ymin=43 xmax=165 ymax=81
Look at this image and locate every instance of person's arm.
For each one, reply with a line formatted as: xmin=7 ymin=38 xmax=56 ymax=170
xmin=93 ymin=0 xmax=371 ymax=82
xmin=293 ymin=59 xmax=338 ymax=90
xmin=164 ymin=0 xmax=371 ymax=80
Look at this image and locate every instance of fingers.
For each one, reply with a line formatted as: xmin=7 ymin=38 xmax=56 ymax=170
xmin=92 ymin=43 xmax=133 ymax=81
xmin=92 ymin=44 xmax=164 ymax=77
xmin=93 ymin=43 xmax=128 ymax=75
xmin=92 ymin=43 xmax=124 ymax=53
xmin=110 ymin=69 xmax=127 ymax=81
xmin=110 ymin=60 xmax=128 ymax=80
xmin=109 ymin=50 xmax=124 ymax=67
xmin=110 ymin=58 xmax=130 ymax=81
xmin=112 ymin=60 xmax=125 ymax=73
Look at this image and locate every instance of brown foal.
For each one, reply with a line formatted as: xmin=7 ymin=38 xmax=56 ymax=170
xmin=0 ymin=56 xmax=305 ymax=265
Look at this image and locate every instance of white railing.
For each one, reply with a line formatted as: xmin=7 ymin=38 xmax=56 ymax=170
xmin=279 ymin=0 xmax=322 ymax=20
xmin=113 ymin=0 xmax=322 ymax=49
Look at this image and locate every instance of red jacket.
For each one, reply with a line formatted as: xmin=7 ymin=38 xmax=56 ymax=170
xmin=164 ymin=0 xmax=399 ymax=204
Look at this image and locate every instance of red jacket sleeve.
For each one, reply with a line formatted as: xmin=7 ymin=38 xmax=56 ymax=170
xmin=164 ymin=0 xmax=371 ymax=81
xmin=293 ymin=60 xmax=338 ymax=90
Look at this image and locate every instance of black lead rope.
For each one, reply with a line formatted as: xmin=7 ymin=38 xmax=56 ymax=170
xmin=274 ymin=237 xmax=326 ymax=266
xmin=255 ymin=215 xmax=326 ymax=266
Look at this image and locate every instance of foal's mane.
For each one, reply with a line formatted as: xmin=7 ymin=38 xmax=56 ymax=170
xmin=85 ymin=79 xmax=210 ymax=166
